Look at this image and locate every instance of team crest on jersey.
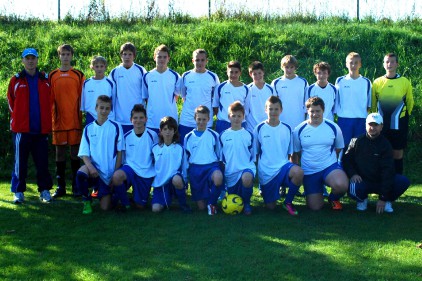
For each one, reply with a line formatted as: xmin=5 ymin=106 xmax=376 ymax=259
xmin=303 ymin=135 xmax=311 ymax=138
xmin=90 ymin=134 xmax=97 ymax=137
xmin=263 ymin=135 xmax=271 ymax=138
xmin=60 ymin=73 xmax=70 ymax=77
xmin=344 ymin=85 xmax=350 ymax=88
xmin=225 ymin=138 xmax=232 ymax=141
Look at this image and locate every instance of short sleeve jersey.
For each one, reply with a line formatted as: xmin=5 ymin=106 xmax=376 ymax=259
xmin=184 ymin=128 xmax=220 ymax=165
xmin=81 ymin=77 xmax=116 ymax=120
xmin=78 ymin=119 xmax=123 ymax=184
xmin=306 ymin=82 xmax=336 ymax=121
xmin=212 ymin=81 xmax=249 ymax=123
xmin=293 ymin=119 xmax=344 ymax=175
xmin=49 ymin=67 xmax=85 ymax=131
xmin=335 ymin=75 xmax=371 ymax=118
xmin=152 ymin=143 xmax=184 ymax=187
xmin=219 ymin=128 xmax=256 ymax=187
xmin=244 ymin=83 xmax=274 ymax=133
xmin=254 ymin=121 xmax=293 ymax=185
xmin=271 ymin=75 xmax=308 ymax=129
xmin=123 ymin=128 xmax=159 ymax=178
xmin=180 ymin=70 xmax=220 ymax=128
xmin=142 ymin=68 xmax=181 ymax=129
xmin=109 ymin=63 xmax=146 ymax=125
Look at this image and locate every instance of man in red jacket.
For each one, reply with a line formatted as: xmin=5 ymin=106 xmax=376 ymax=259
xmin=7 ymin=48 xmax=53 ymax=204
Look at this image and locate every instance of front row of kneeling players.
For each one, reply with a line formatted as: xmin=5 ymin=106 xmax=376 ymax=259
xmin=78 ymin=95 xmax=410 ymax=215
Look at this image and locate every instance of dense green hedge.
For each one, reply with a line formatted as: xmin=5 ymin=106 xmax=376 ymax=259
xmin=0 ymin=17 xmax=420 ymax=178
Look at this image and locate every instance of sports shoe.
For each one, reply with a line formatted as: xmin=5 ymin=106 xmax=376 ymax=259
xmin=283 ymin=202 xmax=298 ymax=216
xmin=13 ymin=192 xmax=25 ymax=204
xmin=243 ymin=204 xmax=252 ymax=215
xmin=39 ymin=190 xmax=52 ymax=203
xmin=207 ymin=204 xmax=217 ymax=215
xmin=384 ymin=201 xmax=394 ymax=213
xmin=356 ymin=199 xmax=368 ymax=211
xmin=91 ymin=190 xmax=98 ymax=198
xmin=329 ymin=200 xmax=343 ymax=210
xmin=82 ymin=201 xmax=92 ymax=214
xmin=52 ymin=187 xmax=66 ymax=198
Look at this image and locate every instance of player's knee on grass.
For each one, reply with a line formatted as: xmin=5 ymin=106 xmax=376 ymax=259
xmin=172 ymin=175 xmax=184 ymax=189
xmin=112 ymin=170 xmax=126 ymax=186
xmin=241 ymin=172 xmax=254 ymax=188
xmin=290 ymin=166 xmax=304 ymax=186
xmin=211 ymin=170 xmax=223 ymax=186
xmin=152 ymin=203 xmax=164 ymax=212
xmin=326 ymin=170 xmax=348 ymax=194
xmin=306 ymin=194 xmax=324 ymax=211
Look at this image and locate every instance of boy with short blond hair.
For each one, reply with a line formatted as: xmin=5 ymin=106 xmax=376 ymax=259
xmin=335 ymin=52 xmax=372 ymax=149
xmin=213 ymin=61 xmax=249 ymax=134
xmin=81 ymin=55 xmax=116 ymax=124
xmin=244 ymin=61 xmax=274 ymax=133
xmin=271 ymin=55 xmax=308 ymax=130
xmin=179 ymin=49 xmax=220 ymax=143
xmin=306 ymin=61 xmax=336 ymax=121
xmin=109 ymin=42 xmax=147 ymax=133
xmin=219 ymin=101 xmax=256 ymax=215
xmin=183 ymin=105 xmax=224 ymax=215
xmin=49 ymin=44 xmax=85 ymax=198
xmin=142 ymin=44 xmax=181 ymax=135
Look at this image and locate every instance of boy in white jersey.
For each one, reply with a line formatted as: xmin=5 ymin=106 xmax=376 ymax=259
xmin=109 ymin=42 xmax=147 ymax=134
xmin=254 ymin=96 xmax=304 ymax=215
xmin=151 ymin=117 xmax=191 ymax=213
xmin=143 ymin=44 xmax=181 ymax=135
xmin=81 ymin=56 xmax=116 ymax=125
xmin=335 ymin=52 xmax=371 ymax=150
xmin=112 ymin=104 xmax=158 ymax=210
xmin=244 ymin=61 xmax=274 ymax=133
xmin=219 ymin=101 xmax=256 ymax=215
xmin=179 ymin=49 xmax=220 ymax=144
xmin=183 ymin=106 xmax=224 ymax=215
xmin=293 ymin=97 xmax=348 ymax=211
xmin=306 ymin=62 xmax=336 ymax=121
xmin=213 ymin=61 xmax=249 ymax=134
xmin=76 ymin=95 xmax=123 ymax=214
xmin=271 ymin=55 xmax=308 ymax=130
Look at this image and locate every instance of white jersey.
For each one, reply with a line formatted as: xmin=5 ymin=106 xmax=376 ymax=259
xmin=184 ymin=129 xmax=220 ymax=165
xmin=254 ymin=121 xmax=293 ymax=185
xmin=306 ymin=82 xmax=336 ymax=121
xmin=293 ymin=119 xmax=344 ymax=175
xmin=152 ymin=142 xmax=184 ymax=187
xmin=272 ymin=75 xmax=308 ymax=129
xmin=81 ymin=76 xmax=116 ymax=121
xmin=180 ymin=70 xmax=220 ymax=128
xmin=219 ymin=128 xmax=256 ymax=187
xmin=335 ymin=75 xmax=372 ymax=118
xmin=142 ymin=68 xmax=181 ymax=129
xmin=109 ymin=63 xmax=146 ymax=125
xmin=123 ymin=128 xmax=159 ymax=178
xmin=78 ymin=119 xmax=123 ymax=184
xmin=212 ymin=81 xmax=249 ymax=123
xmin=244 ymin=83 xmax=274 ymax=133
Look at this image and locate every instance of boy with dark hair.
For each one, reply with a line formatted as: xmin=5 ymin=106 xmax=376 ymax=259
xmin=7 ymin=48 xmax=53 ymax=203
xmin=76 ymin=95 xmax=123 ymax=214
xmin=49 ymin=44 xmax=85 ymax=198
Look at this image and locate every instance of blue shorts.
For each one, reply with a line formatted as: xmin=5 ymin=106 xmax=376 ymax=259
xmin=151 ymin=173 xmax=185 ymax=207
xmin=227 ymin=169 xmax=254 ymax=195
xmin=303 ymin=163 xmax=342 ymax=195
xmin=188 ymin=162 xmax=221 ymax=201
xmin=261 ymin=163 xmax=295 ymax=204
xmin=121 ymin=124 xmax=134 ymax=135
xmin=120 ymin=165 xmax=153 ymax=206
xmin=178 ymin=125 xmax=195 ymax=146
xmin=88 ymin=177 xmax=111 ymax=199
xmin=337 ymin=117 xmax=366 ymax=148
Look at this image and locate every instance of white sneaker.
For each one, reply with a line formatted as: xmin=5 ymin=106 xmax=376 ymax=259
xmin=13 ymin=192 xmax=25 ymax=204
xmin=356 ymin=199 xmax=368 ymax=211
xmin=40 ymin=190 xmax=52 ymax=203
xmin=384 ymin=201 xmax=394 ymax=213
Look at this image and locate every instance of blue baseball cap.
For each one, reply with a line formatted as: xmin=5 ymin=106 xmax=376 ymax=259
xmin=22 ymin=48 xmax=39 ymax=58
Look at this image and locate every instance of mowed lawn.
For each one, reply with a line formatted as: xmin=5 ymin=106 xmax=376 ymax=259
xmin=1 ymin=182 xmax=421 ymax=281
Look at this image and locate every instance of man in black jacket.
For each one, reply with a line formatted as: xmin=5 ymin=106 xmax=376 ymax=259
xmin=343 ymin=113 xmax=410 ymax=213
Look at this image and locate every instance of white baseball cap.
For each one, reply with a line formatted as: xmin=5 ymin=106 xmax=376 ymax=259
xmin=366 ymin=113 xmax=383 ymax=124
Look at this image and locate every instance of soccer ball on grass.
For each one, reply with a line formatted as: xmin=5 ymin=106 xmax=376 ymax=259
xmin=221 ymin=194 xmax=244 ymax=215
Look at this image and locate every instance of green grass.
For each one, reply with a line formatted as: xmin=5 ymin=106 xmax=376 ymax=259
xmin=1 ymin=182 xmax=421 ymax=280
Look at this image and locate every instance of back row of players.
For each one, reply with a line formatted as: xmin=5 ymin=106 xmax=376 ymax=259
xmin=8 ymin=43 xmax=413 ymax=215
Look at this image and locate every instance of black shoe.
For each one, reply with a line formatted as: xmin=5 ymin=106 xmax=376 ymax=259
xmin=52 ymin=188 xmax=66 ymax=198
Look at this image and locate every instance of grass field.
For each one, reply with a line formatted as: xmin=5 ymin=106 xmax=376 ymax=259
xmin=1 ymin=182 xmax=421 ymax=280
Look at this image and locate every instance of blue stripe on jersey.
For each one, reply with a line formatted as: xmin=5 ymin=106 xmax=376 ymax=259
xmin=217 ymin=81 xmax=228 ymax=111
xmin=298 ymin=76 xmax=308 ymax=88
xmin=106 ymin=77 xmax=114 ymax=89
xmin=110 ymin=120 xmax=120 ymax=158
xmin=243 ymin=85 xmax=249 ymax=100
xmin=134 ymin=64 xmax=146 ymax=76
xmin=265 ymin=84 xmax=274 ymax=94
xmin=185 ymin=131 xmax=194 ymax=162
xmin=246 ymin=129 xmax=254 ymax=162
xmin=306 ymin=84 xmax=315 ymax=99
xmin=83 ymin=78 xmax=91 ymax=87
xmin=256 ymin=122 xmax=265 ymax=159
xmin=169 ymin=68 xmax=180 ymax=85
xmin=363 ymin=76 xmax=371 ymax=98
xmin=218 ymin=133 xmax=226 ymax=163
xmin=207 ymin=71 xmax=217 ymax=82
xmin=281 ymin=122 xmax=292 ymax=134
xmin=329 ymin=83 xmax=337 ymax=114
xmin=182 ymin=70 xmax=191 ymax=84
xmin=110 ymin=69 xmax=117 ymax=83
xmin=336 ymin=76 xmax=345 ymax=109
xmin=143 ymin=72 xmax=150 ymax=90
xmin=273 ymin=78 xmax=281 ymax=96
xmin=324 ymin=120 xmax=337 ymax=154
xmin=297 ymin=122 xmax=308 ymax=138
xmin=147 ymin=130 xmax=154 ymax=143
xmin=124 ymin=129 xmax=133 ymax=139
xmin=84 ymin=122 xmax=95 ymax=146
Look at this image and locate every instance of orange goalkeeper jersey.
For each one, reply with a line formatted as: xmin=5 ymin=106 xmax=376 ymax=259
xmin=49 ymin=67 xmax=85 ymax=131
